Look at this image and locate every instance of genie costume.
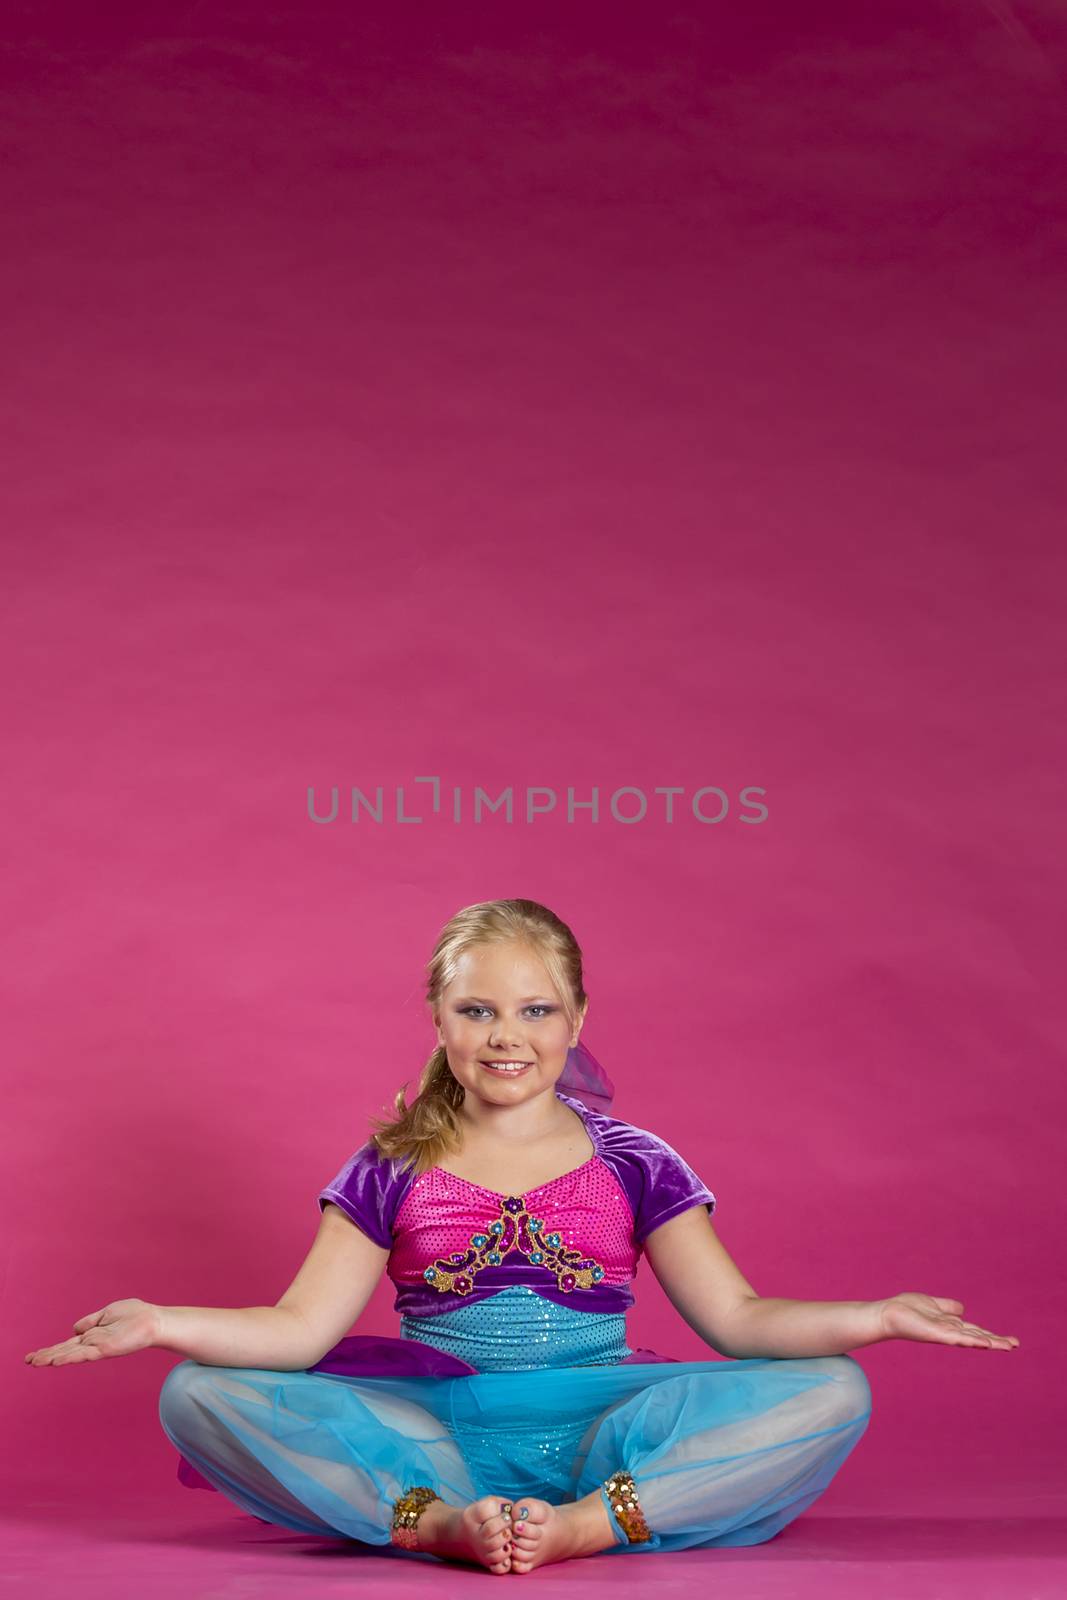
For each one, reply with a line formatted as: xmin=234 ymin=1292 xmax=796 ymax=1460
xmin=159 ymin=1043 xmax=872 ymax=1555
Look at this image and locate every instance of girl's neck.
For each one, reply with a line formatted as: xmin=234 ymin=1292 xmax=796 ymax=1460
xmin=455 ymin=1087 xmax=575 ymax=1147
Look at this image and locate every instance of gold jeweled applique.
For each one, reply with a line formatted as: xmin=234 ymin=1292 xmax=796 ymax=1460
xmin=422 ymin=1193 xmax=607 ymax=1296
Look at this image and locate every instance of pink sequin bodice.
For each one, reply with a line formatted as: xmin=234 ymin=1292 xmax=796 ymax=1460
xmin=318 ymin=1090 xmax=718 ymax=1320
xmin=390 ymin=1156 xmax=637 ymax=1299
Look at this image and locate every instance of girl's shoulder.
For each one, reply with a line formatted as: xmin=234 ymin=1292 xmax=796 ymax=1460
xmin=558 ymin=1089 xmax=689 ymax=1157
xmin=556 ymin=1092 xmax=718 ymax=1245
xmin=317 ymin=1137 xmax=418 ymax=1249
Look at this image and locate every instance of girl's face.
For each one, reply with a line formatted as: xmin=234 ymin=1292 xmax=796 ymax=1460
xmin=434 ymin=940 xmax=584 ymax=1108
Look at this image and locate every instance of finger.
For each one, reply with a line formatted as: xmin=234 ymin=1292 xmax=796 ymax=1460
xmin=27 ymin=1336 xmax=86 ymax=1364
xmin=941 ymin=1308 xmax=1018 ymax=1347
xmin=926 ymin=1320 xmax=989 ymax=1346
xmin=962 ymin=1323 xmax=1012 ymax=1344
xmin=938 ymin=1315 xmax=987 ymax=1338
xmin=53 ymin=1339 xmax=103 ymax=1364
xmin=969 ymin=1327 xmax=1019 ymax=1348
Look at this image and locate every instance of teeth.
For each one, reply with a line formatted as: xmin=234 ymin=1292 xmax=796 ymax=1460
xmin=482 ymin=1062 xmax=531 ymax=1072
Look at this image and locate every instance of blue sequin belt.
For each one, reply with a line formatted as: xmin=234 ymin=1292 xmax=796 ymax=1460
xmin=400 ymin=1284 xmax=634 ymax=1373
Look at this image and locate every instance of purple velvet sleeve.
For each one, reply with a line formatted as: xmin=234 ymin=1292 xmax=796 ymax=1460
xmin=591 ymin=1113 xmax=717 ymax=1246
xmin=317 ymin=1140 xmax=413 ymax=1250
xmin=633 ymin=1132 xmax=717 ymax=1243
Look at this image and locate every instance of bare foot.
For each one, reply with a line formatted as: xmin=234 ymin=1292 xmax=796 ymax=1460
xmin=507 ymin=1492 xmax=618 ymax=1572
xmin=410 ymin=1494 xmax=516 ymax=1573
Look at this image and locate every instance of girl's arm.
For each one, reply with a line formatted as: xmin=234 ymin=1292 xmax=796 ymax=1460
xmin=26 ymin=1207 xmax=391 ymax=1372
xmin=717 ymin=1291 xmax=1018 ymax=1358
xmin=712 ymin=1294 xmax=885 ymax=1358
xmin=164 ymin=1202 xmax=392 ymax=1368
xmin=26 ymin=1299 xmax=317 ymax=1370
xmin=643 ymin=1210 xmax=1019 ymax=1357
xmin=155 ymin=1304 xmax=320 ymax=1369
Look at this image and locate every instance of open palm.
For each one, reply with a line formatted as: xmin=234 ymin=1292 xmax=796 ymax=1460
xmin=879 ymin=1292 xmax=1018 ymax=1350
xmin=25 ymin=1298 xmax=162 ymax=1366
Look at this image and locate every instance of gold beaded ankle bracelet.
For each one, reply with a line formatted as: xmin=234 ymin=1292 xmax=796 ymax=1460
xmin=390 ymin=1485 xmax=442 ymax=1549
xmin=603 ymin=1470 xmax=651 ymax=1543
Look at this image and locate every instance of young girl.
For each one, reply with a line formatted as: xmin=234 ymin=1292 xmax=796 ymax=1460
xmin=26 ymin=897 xmax=1018 ymax=1574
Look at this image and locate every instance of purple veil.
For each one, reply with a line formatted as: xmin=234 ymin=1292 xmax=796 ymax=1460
xmin=555 ymin=1037 xmax=615 ymax=1114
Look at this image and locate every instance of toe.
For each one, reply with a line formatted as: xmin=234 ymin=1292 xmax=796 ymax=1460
xmin=471 ymin=1498 xmax=511 ymax=1536
xmin=511 ymin=1496 xmax=550 ymax=1527
xmin=511 ymin=1497 xmax=543 ymax=1536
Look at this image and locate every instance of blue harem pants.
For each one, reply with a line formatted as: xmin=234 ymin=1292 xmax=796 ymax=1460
xmin=159 ymin=1351 xmax=872 ymax=1557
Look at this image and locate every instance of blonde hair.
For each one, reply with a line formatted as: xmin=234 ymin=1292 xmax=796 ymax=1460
xmin=367 ymin=898 xmax=588 ymax=1177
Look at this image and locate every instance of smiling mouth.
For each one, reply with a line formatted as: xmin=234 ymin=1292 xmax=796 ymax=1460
xmin=480 ymin=1060 xmax=534 ymax=1074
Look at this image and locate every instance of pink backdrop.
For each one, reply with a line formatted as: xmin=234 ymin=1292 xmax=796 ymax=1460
xmin=4 ymin=0 xmax=1063 ymax=1585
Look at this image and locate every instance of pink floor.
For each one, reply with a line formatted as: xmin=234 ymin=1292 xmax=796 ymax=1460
xmin=5 ymin=1491 xmax=1067 ymax=1599
xmin=6 ymin=1358 xmax=1065 ymax=1593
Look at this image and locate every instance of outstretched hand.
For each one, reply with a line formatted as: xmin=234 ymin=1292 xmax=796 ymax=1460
xmin=24 ymin=1299 xmax=164 ymax=1366
xmin=879 ymin=1292 xmax=1019 ymax=1350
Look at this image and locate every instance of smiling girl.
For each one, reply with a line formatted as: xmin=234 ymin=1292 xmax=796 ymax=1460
xmin=27 ymin=898 xmax=1018 ymax=1574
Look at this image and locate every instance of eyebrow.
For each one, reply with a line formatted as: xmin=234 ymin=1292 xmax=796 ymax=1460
xmin=452 ymin=995 xmax=555 ymax=1004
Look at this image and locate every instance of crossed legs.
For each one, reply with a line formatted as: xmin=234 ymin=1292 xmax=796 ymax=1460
xmin=159 ymin=1353 xmax=872 ymax=1570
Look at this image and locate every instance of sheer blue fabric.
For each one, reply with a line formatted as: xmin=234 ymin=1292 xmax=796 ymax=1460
xmin=159 ymin=1290 xmax=872 ymax=1555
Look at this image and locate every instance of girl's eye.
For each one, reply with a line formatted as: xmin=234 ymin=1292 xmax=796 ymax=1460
xmin=460 ymin=1005 xmax=554 ymax=1019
